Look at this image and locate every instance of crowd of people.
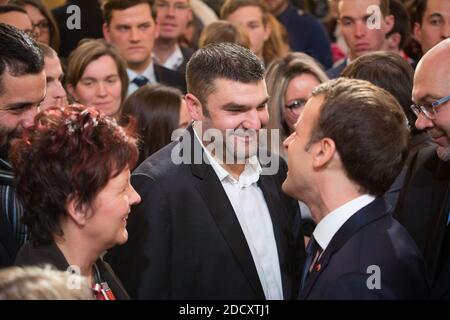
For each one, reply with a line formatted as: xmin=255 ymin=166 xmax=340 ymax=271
xmin=0 ymin=0 xmax=449 ymax=300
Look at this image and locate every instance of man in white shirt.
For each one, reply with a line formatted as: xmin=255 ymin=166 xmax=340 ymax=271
xmin=102 ymin=0 xmax=186 ymax=95
xmin=283 ymin=78 xmax=429 ymax=299
xmin=153 ymin=0 xmax=196 ymax=73
xmin=106 ymin=42 xmax=305 ymax=299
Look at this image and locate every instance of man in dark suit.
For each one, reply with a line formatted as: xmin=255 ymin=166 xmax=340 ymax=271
xmin=282 ymin=78 xmax=429 ymax=299
xmin=395 ymin=38 xmax=450 ymax=299
xmin=106 ymin=42 xmax=305 ymax=299
xmin=102 ymin=0 xmax=186 ymax=94
xmin=0 ymin=23 xmax=46 ymax=267
xmin=326 ymin=0 xmax=394 ymax=79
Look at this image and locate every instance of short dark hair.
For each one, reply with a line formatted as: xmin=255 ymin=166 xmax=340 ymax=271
xmin=0 ymin=4 xmax=28 ymax=16
xmin=415 ymin=0 xmax=427 ymax=24
xmin=186 ymin=42 xmax=264 ymax=110
xmin=309 ymin=78 xmax=409 ymax=196
xmin=0 ymin=23 xmax=44 ymax=95
xmin=341 ymin=51 xmax=417 ymax=134
xmin=386 ymin=0 xmax=411 ymax=49
xmin=102 ymin=0 xmax=152 ymax=25
xmin=122 ymin=83 xmax=183 ymax=164
xmin=9 ymin=105 xmax=139 ymax=246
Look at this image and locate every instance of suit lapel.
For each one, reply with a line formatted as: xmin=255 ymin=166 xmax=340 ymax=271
xmin=300 ymin=198 xmax=387 ymax=299
xmin=189 ymin=126 xmax=265 ymax=299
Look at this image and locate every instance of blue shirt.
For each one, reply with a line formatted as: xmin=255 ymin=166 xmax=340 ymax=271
xmin=277 ymin=4 xmax=333 ymax=69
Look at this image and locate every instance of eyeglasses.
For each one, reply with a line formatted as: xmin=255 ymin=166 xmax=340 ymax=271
xmin=34 ymin=20 xmax=50 ymax=31
xmin=285 ymin=99 xmax=307 ymax=112
xmin=410 ymin=94 xmax=450 ymax=120
xmin=155 ymin=1 xmax=190 ymax=11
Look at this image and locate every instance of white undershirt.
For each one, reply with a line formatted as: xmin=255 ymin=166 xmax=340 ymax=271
xmin=157 ymin=44 xmax=184 ymax=71
xmin=194 ymin=126 xmax=284 ymax=300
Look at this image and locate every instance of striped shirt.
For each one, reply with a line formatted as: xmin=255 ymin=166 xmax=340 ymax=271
xmin=0 ymin=157 xmax=29 ymax=246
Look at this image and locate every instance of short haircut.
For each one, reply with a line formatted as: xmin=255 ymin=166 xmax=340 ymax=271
xmin=102 ymin=0 xmax=152 ymax=25
xmin=386 ymin=0 xmax=411 ymax=49
xmin=338 ymin=0 xmax=391 ymax=17
xmin=309 ymin=78 xmax=409 ymax=196
xmin=0 ymin=4 xmax=28 ymax=16
xmin=0 ymin=23 xmax=44 ymax=95
xmin=415 ymin=0 xmax=427 ymax=24
xmin=198 ymin=21 xmax=250 ymax=49
xmin=122 ymin=83 xmax=183 ymax=164
xmin=66 ymin=39 xmax=129 ymax=108
xmin=9 ymin=105 xmax=139 ymax=246
xmin=341 ymin=51 xmax=417 ymax=133
xmin=0 ymin=265 xmax=92 ymax=300
xmin=37 ymin=42 xmax=57 ymax=59
xmin=186 ymin=42 xmax=264 ymax=111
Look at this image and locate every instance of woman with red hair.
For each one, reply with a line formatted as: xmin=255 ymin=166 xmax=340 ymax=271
xmin=11 ymin=105 xmax=141 ymax=300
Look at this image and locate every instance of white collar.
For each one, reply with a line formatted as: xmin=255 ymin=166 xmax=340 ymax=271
xmin=313 ymin=194 xmax=376 ymax=251
xmin=159 ymin=44 xmax=184 ymax=70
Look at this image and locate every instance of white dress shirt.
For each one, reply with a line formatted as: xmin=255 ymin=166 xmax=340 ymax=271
xmin=313 ymin=194 xmax=376 ymax=251
xmin=194 ymin=126 xmax=284 ymax=300
xmin=157 ymin=44 xmax=184 ymax=71
xmin=127 ymin=61 xmax=157 ymax=96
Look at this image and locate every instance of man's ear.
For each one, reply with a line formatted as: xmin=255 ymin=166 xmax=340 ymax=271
xmin=66 ymin=194 xmax=89 ymax=227
xmin=103 ymin=23 xmax=111 ymax=42
xmin=185 ymin=93 xmax=204 ymax=121
xmin=384 ymin=14 xmax=395 ymax=34
xmin=413 ymin=22 xmax=422 ymax=43
xmin=311 ymin=137 xmax=336 ymax=169
xmin=386 ymin=32 xmax=401 ymax=51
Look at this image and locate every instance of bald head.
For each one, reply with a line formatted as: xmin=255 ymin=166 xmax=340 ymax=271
xmin=413 ymin=38 xmax=450 ymax=161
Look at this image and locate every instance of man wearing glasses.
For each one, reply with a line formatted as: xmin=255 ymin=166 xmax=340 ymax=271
xmin=395 ymin=38 xmax=450 ymax=299
xmin=153 ymin=0 xmax=195 ymax=73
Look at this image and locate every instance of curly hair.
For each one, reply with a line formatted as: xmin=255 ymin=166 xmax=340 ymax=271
xmin=9 ymin=105 xmax=138 ymax=246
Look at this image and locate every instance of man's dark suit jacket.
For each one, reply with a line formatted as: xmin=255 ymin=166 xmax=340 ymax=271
xmin=106 ymin=126 xmax=305 ymax=299
xmin=300 ymin=197 xmax=429 ymax=299
xmin=326 ymin=59 xmax=347 ymax=79
xmin=154 ymin=64 xmax=187 ymax=93
xmin=395 ymin=146 xmax=450 ymax=299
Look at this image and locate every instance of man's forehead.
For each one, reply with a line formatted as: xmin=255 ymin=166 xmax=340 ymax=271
xmin=338 ymin=0 xmax=381 ymax=15
xmin=110 ymin=4 xmax=153 ymax=24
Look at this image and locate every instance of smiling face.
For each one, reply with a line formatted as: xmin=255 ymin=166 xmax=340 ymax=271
xmin=0 ymin=70 xmax=46 ymax=145
xmin=282 ymin=95 xmax=323 ymax=202
xmin=338 ymin=0 xmax=394 ymax=60
xmin=283 ymin=73 xmax=321 ymax=132
xmin=84 ymin=168 xmax=141 ymax=249
xmin=187 ymin=78 xmax=269 ymax=162
xmin=68 ymin=55 xmax=122 ymax=117
xmin=225 ymin=6 xmax=271 ymax=60
xmin=103 ymin=3 xmax=158 ymax=73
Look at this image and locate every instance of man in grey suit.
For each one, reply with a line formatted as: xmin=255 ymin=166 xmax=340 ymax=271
xmin=107 ymin=43 xmax=305 ymax=299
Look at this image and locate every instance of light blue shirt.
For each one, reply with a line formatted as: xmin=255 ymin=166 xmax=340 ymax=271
xmin=127 ymin=61 xmax=157 ymax=96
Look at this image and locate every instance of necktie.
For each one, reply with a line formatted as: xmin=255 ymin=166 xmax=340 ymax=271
xmin=301 ymin=236 xmax=322 ymax=289
xmin=132 ymin=76 xmax=149 ymax=88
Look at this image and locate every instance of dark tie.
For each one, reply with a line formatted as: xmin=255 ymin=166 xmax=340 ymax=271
xmin=301 ymin=236 xmax=322 ymax=289
xmin=132 ymin=76 xmax=149 ymax=87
